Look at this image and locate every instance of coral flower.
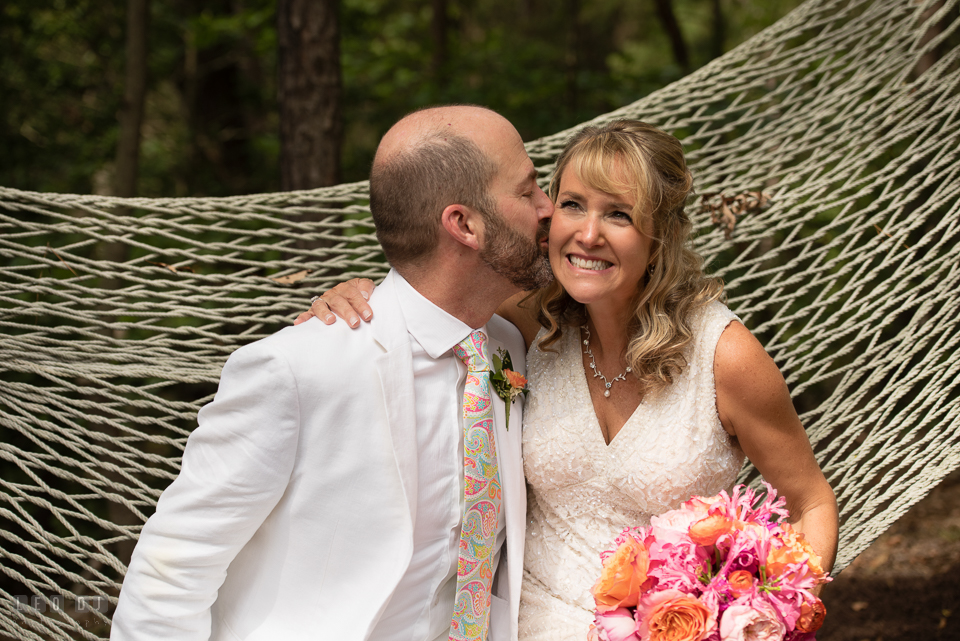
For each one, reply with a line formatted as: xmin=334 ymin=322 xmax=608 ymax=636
xmin=727 ymin=570 xmax=756 ymax=598
xmin=503 ymin=369 xmax=527 ymax=389
xmin=593 ymin=536 xmax=649 ymax=612
xmin=689 ymin=513 xmax=735 ymax=546
xmin=637 ymin=589 xmax=716 ymax=641
xmin=795 ymin=597 xmax=827 ymax=633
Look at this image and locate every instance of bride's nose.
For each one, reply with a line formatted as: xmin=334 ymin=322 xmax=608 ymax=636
xmin=576 ymin=215 xmax=603 ymax=246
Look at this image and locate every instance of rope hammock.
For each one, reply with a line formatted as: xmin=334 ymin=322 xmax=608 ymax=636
xmin=1 ymin=0 xmax=959 ymax=637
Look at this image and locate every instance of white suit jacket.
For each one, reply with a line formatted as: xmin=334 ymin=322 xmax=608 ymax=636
xmin=111 ymin=271 xmax=528 ymax=641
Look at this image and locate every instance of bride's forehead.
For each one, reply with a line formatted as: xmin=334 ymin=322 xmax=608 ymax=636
xmin=560 ymin=162 xmax=636 ymax=202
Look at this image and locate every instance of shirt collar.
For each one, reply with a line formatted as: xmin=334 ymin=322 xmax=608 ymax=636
xmin=394 ymin=271 xmax=478 ymax=359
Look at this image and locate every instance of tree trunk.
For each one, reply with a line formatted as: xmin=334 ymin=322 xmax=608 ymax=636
xmin=710 ymin=0 xmax=725 ymax=60
xmin=114 ymin=0 xmax=150 ymax=198
xmin=565 ymin=0 xmax=580 ymax=121
xmin=913 ymin=0 xmax=945 ymax=78
xmin=432 ymin=0 xmax=449 ymax=86
xmin=278 ymin=0 xmax=342 ymax=190
xmin=651 ymin=0 xmax=690 ymax=72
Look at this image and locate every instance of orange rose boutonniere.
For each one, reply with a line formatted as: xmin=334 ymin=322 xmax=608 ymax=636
xmin=491 ymin=348 xmax=528 ymax=430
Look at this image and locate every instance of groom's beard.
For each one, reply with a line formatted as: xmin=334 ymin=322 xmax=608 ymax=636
xmin=479 ymin=215 xmax=553 ymax=291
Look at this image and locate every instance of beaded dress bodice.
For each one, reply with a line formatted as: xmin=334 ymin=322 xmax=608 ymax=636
xmin=517 ymin=301 xmax=745 ymax=641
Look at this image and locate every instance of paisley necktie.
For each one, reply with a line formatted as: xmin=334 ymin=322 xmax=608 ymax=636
xmin=450 ymin=330 xmax=502 ymax=641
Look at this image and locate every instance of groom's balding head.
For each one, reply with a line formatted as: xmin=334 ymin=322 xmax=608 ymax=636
xmin=369 ymin=106 xmax=518 ymax=268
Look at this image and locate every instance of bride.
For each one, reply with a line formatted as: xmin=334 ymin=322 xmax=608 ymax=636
xmin=305 ymin=120 xmax=838 ymax=640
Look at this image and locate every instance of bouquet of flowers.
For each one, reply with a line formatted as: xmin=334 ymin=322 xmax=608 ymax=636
xmin=589 ymin=484 xmax=829 ymax=641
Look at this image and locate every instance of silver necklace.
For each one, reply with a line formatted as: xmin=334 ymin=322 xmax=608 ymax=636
xmin=581 ymin=324 xmax=632 ymax=398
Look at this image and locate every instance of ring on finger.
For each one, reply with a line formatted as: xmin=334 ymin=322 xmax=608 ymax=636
xmin=310 ymin=295 xmax=329 ymax=307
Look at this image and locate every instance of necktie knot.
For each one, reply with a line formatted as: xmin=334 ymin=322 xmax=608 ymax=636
xmin=454 ymin=330 xmax=489 ymax=373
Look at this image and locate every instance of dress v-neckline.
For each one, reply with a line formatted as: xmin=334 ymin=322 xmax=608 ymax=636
xmin=569 ymin=328 xmax=647 ymax=448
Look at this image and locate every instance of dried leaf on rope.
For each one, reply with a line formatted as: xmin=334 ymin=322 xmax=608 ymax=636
xmin=873 ymin=224 xmax=911 ymax=251
xmin=270 ymin=269 xmax=309 ymax=284
xmin=699 ymin=191 xmax=771 ymax=239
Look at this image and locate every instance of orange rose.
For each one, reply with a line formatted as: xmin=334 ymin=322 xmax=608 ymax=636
xmin=796 ymin=597 xmax=827 ymax=632
xmin=688 ymin=513 xmax=734 ymax=546
xmin=727 ymin=570 xmax=755 ymax=597
xmin=592 ymin=536 xmax=649 ymax=612
xmin=637 ymin=590 xmax=715 ymax=641
xmin=503 ymin=369 xmax=527 ymax=388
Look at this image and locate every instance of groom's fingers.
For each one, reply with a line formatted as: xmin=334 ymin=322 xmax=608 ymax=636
xmin=324 ymin=278 xmax=375 ymax=328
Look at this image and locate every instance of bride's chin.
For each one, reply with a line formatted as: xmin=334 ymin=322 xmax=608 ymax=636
xmin=558 ymin=284 xmax=598 ymax=305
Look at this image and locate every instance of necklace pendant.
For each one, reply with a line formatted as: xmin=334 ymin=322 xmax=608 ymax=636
xmin=582 ymin=324 xmax=631 ymax=401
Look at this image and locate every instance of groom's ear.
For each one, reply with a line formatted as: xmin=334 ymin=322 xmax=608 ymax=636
xmin=440 ymin=203 xmax=484 ymax=251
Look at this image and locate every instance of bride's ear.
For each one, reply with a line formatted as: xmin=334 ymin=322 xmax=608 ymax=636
xmin=440 ymin=204 xmax=484 ymax=251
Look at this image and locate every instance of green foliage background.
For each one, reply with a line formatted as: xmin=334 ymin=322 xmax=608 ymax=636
xmin=1 ymin=0 xmax=803 ymax=197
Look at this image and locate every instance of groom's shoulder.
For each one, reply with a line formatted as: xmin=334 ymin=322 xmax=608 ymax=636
xmin=230 ymin=314 xmax=383 ymax=378
xmin=231 ymin=276 xmax=403 ymax=371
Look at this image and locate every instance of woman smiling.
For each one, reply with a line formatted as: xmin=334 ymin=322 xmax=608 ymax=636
xmin=503 ymin=121 xmax=836 ymax=640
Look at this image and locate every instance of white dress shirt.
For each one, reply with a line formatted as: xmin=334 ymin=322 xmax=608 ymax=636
xmin=370 ymin=274 xmax=507 ymax=641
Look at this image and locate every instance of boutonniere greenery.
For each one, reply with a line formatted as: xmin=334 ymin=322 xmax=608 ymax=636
xmin=490 ymin=347 xmax=529 ymax=431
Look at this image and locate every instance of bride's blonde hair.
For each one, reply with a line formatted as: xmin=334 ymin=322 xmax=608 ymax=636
xmin=535 ymin=120 xmax=723 ymax=397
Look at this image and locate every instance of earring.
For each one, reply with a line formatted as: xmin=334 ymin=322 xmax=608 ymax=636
xmin=648 ymin=263 xmax=656 ymax=274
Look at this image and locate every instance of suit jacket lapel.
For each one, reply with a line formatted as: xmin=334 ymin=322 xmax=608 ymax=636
xmin=486 ymin=331 xmax=526 ymax=641
xmin=487 ymin=334 xmax=524 ymax=537
xmin=370 ymin=271 xmax=419 ymax=524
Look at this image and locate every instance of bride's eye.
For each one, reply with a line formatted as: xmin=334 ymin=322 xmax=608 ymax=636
xmin=559 ymin=200 xmax=580 ymax=210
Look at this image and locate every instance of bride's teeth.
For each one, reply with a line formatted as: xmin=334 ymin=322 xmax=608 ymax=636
xmin=570 ymin=256 xmax=611 ymax=271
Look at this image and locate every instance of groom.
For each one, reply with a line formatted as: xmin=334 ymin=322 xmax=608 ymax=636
xmin=111 ymin=105 xmax=553 ymax=641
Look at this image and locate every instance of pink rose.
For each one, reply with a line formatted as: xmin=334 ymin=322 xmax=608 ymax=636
xmin=719 ymin=602 xmax=786 ymax=641
xmin=594 ymin=607 xmax=642 ymax=641
xmin=588 ymin=623 xmax=602 ymax=641
xmin=682 ymin=494 xmax=724 ymax=514
xmin=650 ymin=508 xmax=701 ymax=545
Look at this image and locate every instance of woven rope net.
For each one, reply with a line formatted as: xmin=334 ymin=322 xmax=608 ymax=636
xmin=2 ymin=0 xmax=959 ymax=637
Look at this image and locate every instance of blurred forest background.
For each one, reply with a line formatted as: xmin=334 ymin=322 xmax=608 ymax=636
xmin=1 ymin=0 xmax=804 ymax=199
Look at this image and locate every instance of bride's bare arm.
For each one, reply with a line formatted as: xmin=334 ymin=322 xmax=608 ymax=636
xmin=714 ymin=321 xmax=839 ymax=577
xmin=294 ymin=280 xmax=543 ymax=351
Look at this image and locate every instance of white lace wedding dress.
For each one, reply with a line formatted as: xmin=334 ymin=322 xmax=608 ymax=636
xmin=517 ymin=301 xmax=746 ymax=641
